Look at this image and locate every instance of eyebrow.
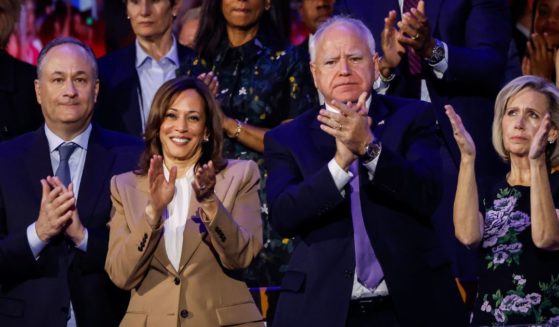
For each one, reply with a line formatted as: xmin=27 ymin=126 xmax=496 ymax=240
xmin=50 ymin=70 xmax=88 ymax=76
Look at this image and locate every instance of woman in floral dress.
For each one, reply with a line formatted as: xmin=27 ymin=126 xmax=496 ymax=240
xmin=178 ymin=0 xmax=317 ymax=288
xmin=446 ymin=75 xmax=559 ymax=326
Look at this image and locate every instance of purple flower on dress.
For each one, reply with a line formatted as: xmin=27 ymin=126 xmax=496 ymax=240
xmin=494 ymin=309 xmax=506 ymax=323
xmin=526 ymin=293 xmax=541 ymax=305
xmin=500 ymin=294 xmax=521 ymax=311
xmin=483 ymin=214 xmax=509 ymax=247
xmin=493 ymin=196 xmax=517 ymax=215
xmin=511 ymin=297 xmax=532 ymax=313
xmin=508 ymin=211 xmax=530 ymax=232
xmin=548 ymin=316 xmax=559 ymax=326
xmin=493 ymin=251 xmax=508 ymax=265
xmin=506 ymin=242 xmax=523 ymax=253
xmin=481 ymin=300 xmax=492 ymax=313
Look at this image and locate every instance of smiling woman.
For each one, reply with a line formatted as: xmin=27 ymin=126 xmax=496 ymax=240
xmin=105 ymin=76 xmax=265 ymax=327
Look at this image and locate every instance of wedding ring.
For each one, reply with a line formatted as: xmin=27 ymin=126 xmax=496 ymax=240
xmin=411 ymin=33 xmax=420 ymax=40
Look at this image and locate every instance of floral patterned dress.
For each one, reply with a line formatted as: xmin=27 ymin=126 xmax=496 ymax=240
xmin=178 ymin=35 xmax=317 ymax=288
xmin=471 ymin=176 xmax=559 ymax=326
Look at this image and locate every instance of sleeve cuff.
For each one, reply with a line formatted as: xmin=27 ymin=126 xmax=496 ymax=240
xmin=27 ymin=223 xmax=48 ymax=260
xmin=363 ymin=148 xmax=382 ymax=181
xmin=328 ymin=158 xmax=353 ymax=192
xmin=75 ymin=228 xmax=88 ymax=252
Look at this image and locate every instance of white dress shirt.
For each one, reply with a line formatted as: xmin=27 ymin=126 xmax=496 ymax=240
xmin=324 ymin=100 xmax=389 ymax=298
xmin=136 ymin=38 xmax=180 ymax=132
xmin=162 ymin=165 xmax=195 ymax=271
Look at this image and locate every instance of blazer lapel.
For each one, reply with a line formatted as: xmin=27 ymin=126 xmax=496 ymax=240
xmin=369 ymin=94 xmax=390 ymax=140
xmin=425 ymin=0 xmax=443 ymax=35
xmin=310 ymin=108 xmax=337 ymax=164
xmin=177 ymin=168 xmax=235 ymax=273
xmin=77 ymin=127 xmax=116 ymax=224
xmin=23 ymin=127 xmax=53 ymax=204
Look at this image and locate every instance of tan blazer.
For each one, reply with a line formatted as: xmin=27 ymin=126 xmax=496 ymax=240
xmin=105 ymin=159 xmax=264 ymax=327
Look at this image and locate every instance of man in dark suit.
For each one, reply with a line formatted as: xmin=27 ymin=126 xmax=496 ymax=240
xmin=265 ymin=16 xmax=467 ymax=327
xmin=0 ymin=37 xmax=143 ymax=326
xmin=0 ymin=0 xmax=43 ymax=141
xmin=335 ymin=0 xmax=510 ymax=289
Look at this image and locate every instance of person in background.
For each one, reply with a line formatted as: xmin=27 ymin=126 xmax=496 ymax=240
xmin=447 ymin=75 xmax=559 ymax=326
xmin=105 ymin=77 xmax=264 ymax=327
xmin=173 ymin=5 xmax=202 ymax=48
xmin=293 ymin=0 xmax=335 ymax=105
xmin=522 ymin=0 xmax=559 ymax=84
xmin=95 ymin=0 xmax=213 ymax=137
xmin=181 ymin=0 xmax=317 ymax=288
xmin=0 ymin=37 xmax=142 ymax=327
xmin=0 ymin=0 xmax=43 ymax=141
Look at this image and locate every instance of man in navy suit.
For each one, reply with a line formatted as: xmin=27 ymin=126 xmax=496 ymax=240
xmin=265 ymin=16 xmax=467 ymax=327
xmin=0 ymin=37 xmax=143 ymax=326
xmin=335 ymin=0 xmax=510 ymax=288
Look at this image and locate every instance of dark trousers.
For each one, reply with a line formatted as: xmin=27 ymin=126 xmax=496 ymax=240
xmin=346 ymin=297 xmax=400 ymax=327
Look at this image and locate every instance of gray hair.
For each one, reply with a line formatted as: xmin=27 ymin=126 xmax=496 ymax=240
xmin=309 ymin=15 xmax=376 ymax=63
xmin=492 ymin=75 xmax=559 ymax=166
xmin=37 ymin=37 xmax=98 ymax=80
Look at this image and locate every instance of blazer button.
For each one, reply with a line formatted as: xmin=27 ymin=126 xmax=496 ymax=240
xmin=180 ymin=309 xmax=189 ymax=318
xmin=344 ymin=270 xmax=352 ymax=279
xmin=174 ymin=277 xmax=180 ymax=285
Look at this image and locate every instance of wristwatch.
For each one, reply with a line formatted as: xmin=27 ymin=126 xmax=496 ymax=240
xmin=426 ymin=38 xmax=445 ymax=65
xmin=361 ymin=139 xmax=382 ymax=164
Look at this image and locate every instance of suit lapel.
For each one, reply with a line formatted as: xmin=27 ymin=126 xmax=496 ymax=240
xmin=177 ymin=168 xmax=235 ymax=273
xmin=77 ymin=127 xmax=116 ymax=224
xmin=23 ymin=127 xmax=54 ymax=203
xmin=310 ymin=109 xmax=337 ymax=164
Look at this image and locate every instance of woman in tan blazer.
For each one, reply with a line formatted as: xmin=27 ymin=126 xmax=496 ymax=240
xmin=105 ymin=77 xmax=264 ymax=327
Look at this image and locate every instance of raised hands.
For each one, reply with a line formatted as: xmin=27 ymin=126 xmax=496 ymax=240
xmin=396 ymin=1 xmax=434 ymax=58
xmin=380 ymin=10 xmax=405 ymax=77
xmin=192 ymin=161 xmax=216 ymax=202
xmin=197 ymin=71 xmax=219 ymax=96
xmin=523 ymin=33 xmax=556 ymax=81
xmin=318 ymin=92 xmax=373 ymax=169
xmin=445 ymin=105 xmax=476 ymax=162
xmin=148 ymin=155 xmax=176 ymax=225
xmin=529 ymin=113 xmax=554 ymax=161
xmin=35 ymin=176 xmax=84 ymax=244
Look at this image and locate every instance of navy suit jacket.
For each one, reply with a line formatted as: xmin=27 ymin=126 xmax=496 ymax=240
xmin=0 ymin=125 xmax=143 ymax=326
xmin=0 ymin=51 xmax=43 ymax=142
xmin=265 ymin=94 xmax=468 ymax=327
xmin=336 ymin=0 xmax=510 ymax=178
xmin=95 ymin=42 xmax=203 ymax=137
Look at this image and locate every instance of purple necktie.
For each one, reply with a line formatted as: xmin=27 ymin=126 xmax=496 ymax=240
xmin=403 ymin=0 xmax=423 ymax=75
xmin=55 ymin=142 xmax=78 ymax=187
xmin=349 ymin=161 xmax=384 ymax=289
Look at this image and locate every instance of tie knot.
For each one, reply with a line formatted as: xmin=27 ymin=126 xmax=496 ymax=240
xmin=58 ymin=142 xmax=78 ymax=161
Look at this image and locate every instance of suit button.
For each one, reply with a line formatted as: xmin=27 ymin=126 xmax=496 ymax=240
xmin=344 ymin=270 xmax=352 ymax=279
xmin=174 ymin=277 xmax=180 ymax=285
xmin=180 ymin=309 xmax=189 ymax=318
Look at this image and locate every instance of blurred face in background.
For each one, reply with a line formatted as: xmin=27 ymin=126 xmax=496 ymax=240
xmin=535 ymin=0 xmax=559 ymax=47
xmin=221 ymin=0 xmax=267 ymax=30
xmin=178 ymin=18 xmax=199 ymax=47
xmin=127 ymin=0 xmax=179 ymax=42
xmin=298 ymin=0 xmax=335 ymax=34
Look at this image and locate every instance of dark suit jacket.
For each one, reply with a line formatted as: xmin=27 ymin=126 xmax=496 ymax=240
xmin=264 ymin=94 xmax=468 ymax=327
xmin=0 ymin=51 xmax=43 ymax=142
xmin=0 ymin=125 xmax=143 ymax=326
xmin=95 ymin=42 xmax=202 ymax=137
xmin=335 ymin=0 xmax=510 ymax=178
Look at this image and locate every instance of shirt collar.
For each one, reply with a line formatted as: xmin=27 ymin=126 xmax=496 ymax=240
xmin=45 ymin=123 xmax=92 ymax=153
xmin=135 ymin=37 xmax=180 ymax=69
xmin=324 ymin=96 xmax=372 ymax=114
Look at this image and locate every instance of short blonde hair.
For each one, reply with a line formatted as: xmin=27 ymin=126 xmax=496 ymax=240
xmin=492 ymin=75 xmax=559 ymax=165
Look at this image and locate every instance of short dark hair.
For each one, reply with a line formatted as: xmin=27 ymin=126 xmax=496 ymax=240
xmin=36 ymin=37 xmax=98 ymax=79
xmin=137 ymin=76 xmax=227 ymax=175
xmin=0 ymin=0 xmax=21 ymax=49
